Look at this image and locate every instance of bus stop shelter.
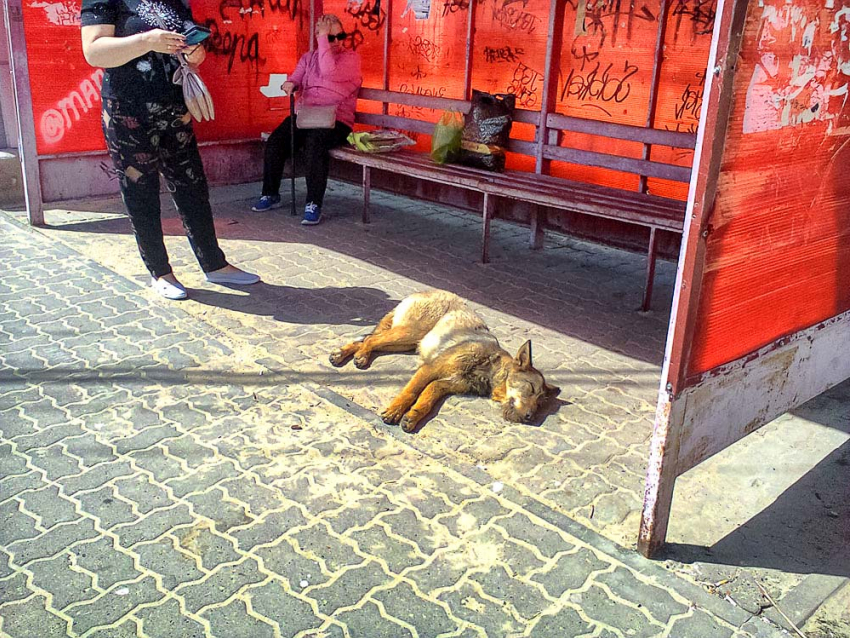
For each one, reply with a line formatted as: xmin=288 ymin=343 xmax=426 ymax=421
xmin=2 ymin=0 xmax=848 ymax=557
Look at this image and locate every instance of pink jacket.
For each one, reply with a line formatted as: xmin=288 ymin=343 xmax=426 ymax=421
xmin=290 ymin=39 xmax=362 ymax=128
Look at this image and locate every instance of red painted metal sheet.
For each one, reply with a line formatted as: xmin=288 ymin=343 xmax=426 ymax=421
xmin=21 ymin=0 xmax=307 ymax=156
xmin=685 ymin=0 xmax=850 ymax=377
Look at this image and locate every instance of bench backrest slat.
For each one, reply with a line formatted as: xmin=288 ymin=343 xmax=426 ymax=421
xmin=353 ymin=87 xmax=695 ymax=182
xmin=546 ymin=113 xmax=696 ymax=149
xmin=543 ymin=145 xmax=692 ymax=182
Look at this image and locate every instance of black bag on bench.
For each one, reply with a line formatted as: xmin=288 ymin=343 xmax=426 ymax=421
xmin=456 ymin=91 xmax=516 ymax=172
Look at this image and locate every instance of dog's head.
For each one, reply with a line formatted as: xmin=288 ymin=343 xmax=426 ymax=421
xmin=494 ymin=340 xmax=559 ymax=423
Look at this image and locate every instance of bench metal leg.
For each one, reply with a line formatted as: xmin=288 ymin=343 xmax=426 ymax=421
xmin=362 ymin=166 xmax=371 ymax=224
xmin=641 ymin=227 xmax=658 ymax=312
xmin=529 ymin=207 xmax=545 ymax=250
xmin=482 ymin=192 xmax=494 ymax=264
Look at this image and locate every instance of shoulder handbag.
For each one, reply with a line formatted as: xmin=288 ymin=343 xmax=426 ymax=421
xmin=295 ymin=103 xmax=337 ymax=129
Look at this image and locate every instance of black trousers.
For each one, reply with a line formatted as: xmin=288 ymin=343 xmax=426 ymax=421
xmin=101 ymin=98 xmax=228 ymax=279
xmin=261 ymin=116 xmax=351 ymax=206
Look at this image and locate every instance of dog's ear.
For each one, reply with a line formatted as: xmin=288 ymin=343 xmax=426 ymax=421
xmin=515 ymin=340 xmax=532 ymax=369
xmin=544 ymin=383 xmax=560 ymax=397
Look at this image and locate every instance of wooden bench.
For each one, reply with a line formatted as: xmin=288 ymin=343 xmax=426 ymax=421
xmin=328 ymin=88 xmax=696 ymax=310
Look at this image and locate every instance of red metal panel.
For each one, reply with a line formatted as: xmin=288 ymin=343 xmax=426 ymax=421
xmin=686 ymin=0 xmax=850 ymax=377
xmin=21 ymin=0 xmax=307 ymax=156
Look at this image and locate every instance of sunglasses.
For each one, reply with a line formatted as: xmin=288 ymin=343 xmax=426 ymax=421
xmin=327 ymin=32 xmax=348 ymax=42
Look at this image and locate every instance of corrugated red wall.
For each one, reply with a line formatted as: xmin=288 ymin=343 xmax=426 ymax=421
xmin=25 ymin=0 xmax=715 ymax=202
xmin=686 ymin=0 xmax=850 ymax=376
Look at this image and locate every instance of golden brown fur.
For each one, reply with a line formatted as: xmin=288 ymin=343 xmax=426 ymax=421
xmin=329 ymin=290 xmax=558 ymax=432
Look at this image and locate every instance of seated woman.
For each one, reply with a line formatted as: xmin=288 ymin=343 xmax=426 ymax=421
xmin=253 ymin=14 xmax=363 ymax=225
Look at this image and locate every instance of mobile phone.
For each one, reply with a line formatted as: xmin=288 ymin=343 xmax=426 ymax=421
xmin=183 ymin=25 xmax=211 ymax=46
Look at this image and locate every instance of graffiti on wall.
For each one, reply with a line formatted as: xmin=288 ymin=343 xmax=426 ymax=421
xmin=39 ymin=69 xmax=104 ymax=145
xmin=744 ymin=0 xmax=850 ymax=134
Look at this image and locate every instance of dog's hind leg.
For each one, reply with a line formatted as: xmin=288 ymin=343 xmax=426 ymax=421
xmin=381 ymin=364 xmax=439 ymax=425
xmin=400 ymin=378 xmax=470 ymax=432
xmin=352 ymin=324 xmax=425 ymax=369
xmin=329 ymin=310 xmax=396 ymax=367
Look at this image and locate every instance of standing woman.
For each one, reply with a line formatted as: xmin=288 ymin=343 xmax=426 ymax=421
xmin=81 ymin=0 xmax=260 ymax=300
xmin=252 ymin=14 xmax=362 ymax=225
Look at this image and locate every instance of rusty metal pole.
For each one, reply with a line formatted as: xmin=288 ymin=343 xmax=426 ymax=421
xmin=462 ymin=0 xmax=476 ymax=100
xmin=637 ymin=0 xmax=752 ymax=558
xmin=3 ymin=0 xmax=43 ymax=225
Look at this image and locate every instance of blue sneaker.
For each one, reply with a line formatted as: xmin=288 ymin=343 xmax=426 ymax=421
xmin=251 ymin=195 xmax=282 ymax=212
xmin=301 ymin=202 xmax=323 ymax=225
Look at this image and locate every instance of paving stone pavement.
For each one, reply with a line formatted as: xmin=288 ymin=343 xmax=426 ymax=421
xmin=0 ymin=208 xmax=790 ymax=636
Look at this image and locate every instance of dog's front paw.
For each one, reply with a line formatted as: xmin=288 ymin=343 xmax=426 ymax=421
xmin=380 ymin=404 xmax=406 ymax=425
xmin=353 ymin=353 xmax=371 ymax=369
xmin=328 ymin=349 xmax=348 ymax=367
xmin=400 ymin=414 xmax=419 ymax=433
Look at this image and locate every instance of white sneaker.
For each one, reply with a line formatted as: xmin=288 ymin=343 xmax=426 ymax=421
xmin=205 ymin=267 xmax=261 ymax=285
xmin=151 ymin=276 xmax=188 ymax=300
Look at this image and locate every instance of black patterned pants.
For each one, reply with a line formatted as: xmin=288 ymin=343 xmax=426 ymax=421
xmin=101 ymin=98 xmax=228 ymax=278
xmin=261 ymin=116 xmax=351 ymax=205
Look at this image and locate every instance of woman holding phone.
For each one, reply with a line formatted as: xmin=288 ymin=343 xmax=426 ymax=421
xmin=80 ymin=0 xmax=260 ymax=300
xmin=252 ymin=14 xmax=362 ymax=226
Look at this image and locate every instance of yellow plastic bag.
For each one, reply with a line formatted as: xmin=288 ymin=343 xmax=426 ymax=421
xmin=430 ymin=109 xmax=464 ymax=164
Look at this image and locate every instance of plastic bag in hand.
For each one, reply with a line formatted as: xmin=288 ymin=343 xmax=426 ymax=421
xmin=173 ymin=60 xmax=215 ymax=122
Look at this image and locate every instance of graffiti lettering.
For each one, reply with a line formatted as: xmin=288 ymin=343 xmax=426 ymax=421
xmin=673 ymin=71 xmax=705 ymax=124
xmin=507 ymin=62 xmax=541 ymax=107
xmin=397 ymin=83 xmax=447 ymax=98
xmin=40 ymin=69 xmax=103 ymax=145
xmin=205 ymin=20 xmax=266 ymax=74
xmin=218 ymin=0 xmax=300 ymax=23
xmin=442 ymin=0 xmax=468 ymax=16
xmin=412 ymin=66 xmax=427 ymax=79
xmin=671 ymin=0 xmax=716 ymax=40
xmin=567 ymin=0 xmax=655 ymax=54
xmin=491 ymin=3 xmax=539 ymax=33
xmin=559 ymin=59 xmax=638 ymax=104
xmin=345 ymin=0 xmax=386 ymax=32
xmin=483 ymin=45 xmax=524 ymax=64
xmin=340 ymin=27 xmax=366 ymax=50
xmin=408 ymin=35 xmax=441 ymax=62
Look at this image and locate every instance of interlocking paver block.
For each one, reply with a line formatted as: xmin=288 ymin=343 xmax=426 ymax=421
xmin=58 ymin=460 xmax=134 ymax=496
xmin=136 ymin=598 xmax=207 ymax=638
xmin=254 ymin=539 xmax=329 ymax=591
xmin=438 ymin=581 xmax=526 ymax=637
xmin=372 ymin=580 xmax=459 ymax=636
xmin=0 ymin=594 xmax=69 ymax=638
xmin=178 ymin=557 xmax=266 ymax=613
xmin=71 ymin=537 xmax=142 ymax=589
xmin=335 ymin=600 xmax=415 ymax=638
xmin=135 ymin=537 xmax=206 ymax=590
xmin=292 ymin=523 xmax=368 ymax=573
xmin=176 ymin=523 xmax=242 ymax=571
xmin=28 ymin=552 xmax=100 ymax=609
xmin=65 ymin=576 xmax=162 ymax=635
xmin=231 ymin=507 xmax=308 ymax=551
xmin=113 ymin=475 xmax=174 ymax=514
xmin=112 ymin=503 xmax=194 ymax=547
xmin=202 ymin=598 xmax=277 ymax=638
xmin=7 ymin=518 xmax=98 ymax=566
xmin=187 ymin=487 xmax=254 ymax=532
xmin=0 ymin=572 xmax=32 ymax=606
xmin=0 ymin=499 xmax=41 ymax=544
xmin=531 ymin=548 xmax=610 ymax=598
xmin=248 ymin=579 xmax=326 ymax=637
xmin=305 ymin=560 xmax=388 ymax=616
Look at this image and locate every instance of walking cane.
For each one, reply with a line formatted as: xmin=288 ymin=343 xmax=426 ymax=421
xmin=289 ymin=89 xmax=297 ymax=216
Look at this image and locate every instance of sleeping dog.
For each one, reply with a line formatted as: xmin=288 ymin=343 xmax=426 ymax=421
xmin=330 ymin=290 xmax=559 ymax=432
